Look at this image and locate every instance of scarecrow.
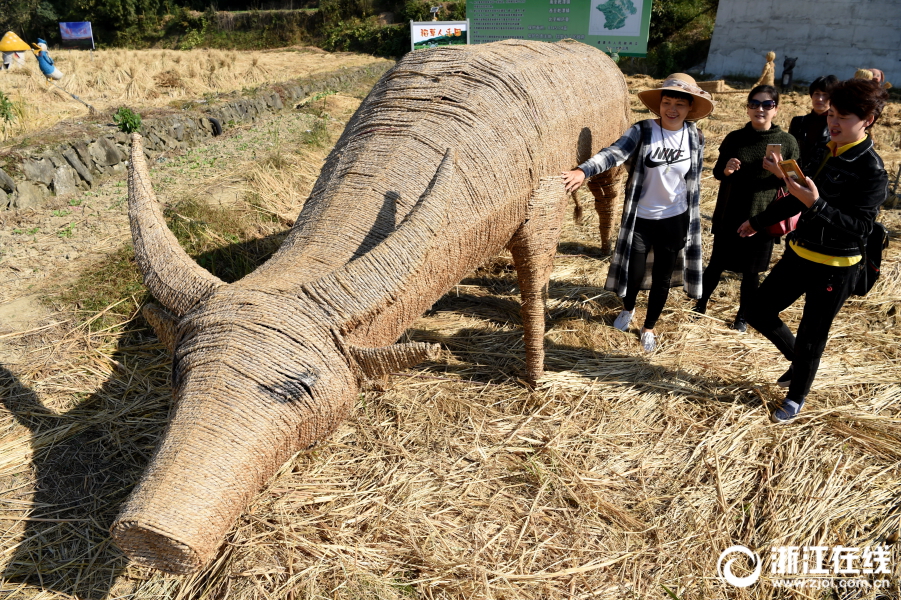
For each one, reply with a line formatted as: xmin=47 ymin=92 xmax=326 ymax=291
xmin=754 ymin=51 xmax=776 ymax=88
xmin=0 ymin=31 xmax=29 ymax=70
xmin=31 ymin=38 xmax=63 ymax=80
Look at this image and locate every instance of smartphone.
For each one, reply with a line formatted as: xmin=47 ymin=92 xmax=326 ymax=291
xmin=779 ymin=159 xmax=806 ymax=182
xmin=765 ymin=143 xmax=781 ymax=160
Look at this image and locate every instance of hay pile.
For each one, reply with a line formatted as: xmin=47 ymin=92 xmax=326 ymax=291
xmin=0 ymin=48 xmax=391 ymax=143
xmin=0 ymin=74 xmax=899 ymax=598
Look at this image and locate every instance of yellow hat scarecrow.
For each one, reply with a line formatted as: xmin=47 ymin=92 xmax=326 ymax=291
xmin=1 ymin=31 xmax=30 ymax=71
xmin=0 ymin=31 xmax=30 ymax=52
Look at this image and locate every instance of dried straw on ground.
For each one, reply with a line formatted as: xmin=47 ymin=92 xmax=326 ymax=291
xmin=0 ymin=63 xmax=899 ymax=599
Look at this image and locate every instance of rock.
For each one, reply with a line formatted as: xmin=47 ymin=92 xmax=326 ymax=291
xmin=12 ymin=181 xmax=47 ymax=210
xmin=0 ymin=189 xmax=7 ymax=209
xmin=52 ymin=166 xmax=79 ymax=196
xmin=158 ymin=134 xmax=180 ymax=150
xmin=0 ymin=168 xmax=15 ymax=194
xmin=62 ymin=148 xmax=94 ymax=186
xmin=172 ymin=121 xmax=184 ymax=141
xmin=89 ymin=136 xmax=122 ymax=167
xmin=22 ymin=157 xmax=55 ymax=185
xmin=72 ymin=141 xmax=94 ymax=172
xmin=269 ymin=93 xmax=283 ymax=110
xmin=49 ymin=154 xmax=66 ymax=168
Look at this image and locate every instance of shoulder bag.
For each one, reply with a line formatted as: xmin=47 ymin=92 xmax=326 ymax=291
xmin=764 ymin=186 xmax=801 ymax=237
xmin=853 ymin=222 xmax=889 ymax=296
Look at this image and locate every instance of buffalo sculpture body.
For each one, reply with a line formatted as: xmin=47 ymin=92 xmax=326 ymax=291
xmin=113 ymin=39 xmax=629 ymax=573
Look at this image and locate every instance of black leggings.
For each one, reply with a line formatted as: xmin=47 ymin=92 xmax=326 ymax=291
xmin=700 ymin=255 xmax=760 ymax=310
xmin=623 ymin=212 xmax=689 ymax=329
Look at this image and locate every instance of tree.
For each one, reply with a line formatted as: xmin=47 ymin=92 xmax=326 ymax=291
xmin=0 ymin=0 xmax=43 ymax=37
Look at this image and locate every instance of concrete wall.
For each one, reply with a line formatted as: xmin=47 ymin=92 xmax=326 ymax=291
xmin=705 ymin=0 xmax=901 ymax=85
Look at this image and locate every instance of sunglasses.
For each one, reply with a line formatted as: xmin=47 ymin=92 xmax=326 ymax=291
xmin=747 ymin=100 xmax=777 ymax=110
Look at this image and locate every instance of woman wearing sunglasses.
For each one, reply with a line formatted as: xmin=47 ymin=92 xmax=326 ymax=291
xmin=737 ymin=78 xmax=889 ymax=422
xmin=693 ymin=85 xmax=798 ymax=332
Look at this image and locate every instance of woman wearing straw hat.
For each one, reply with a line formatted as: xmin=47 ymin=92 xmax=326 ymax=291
xmin=563 ymin=73 xmax=714 ymax=352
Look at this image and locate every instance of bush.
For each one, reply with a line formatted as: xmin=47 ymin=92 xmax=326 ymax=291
xmin=402 ymin=0 xmax=466 ymax=22
xmin=649 ymin=42 xmax=676 ymax=77
xmin=645 ymin=0 xmax=717 ymax=76
xmin=323 ymin=19 xmax=408 ymax=57
xmin=0 ymin=92 xmax=14 ymax=123
xmin=320 ymin=0 xmax=375 ymax=23
xmin=113 ymin=106 xmax=142 ymax=134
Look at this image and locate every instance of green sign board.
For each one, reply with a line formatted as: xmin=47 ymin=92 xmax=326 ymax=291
xmin=467 ymin=0 xmax=652 ymax=56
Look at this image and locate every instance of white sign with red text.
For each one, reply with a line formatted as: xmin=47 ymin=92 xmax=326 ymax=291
xmin=411 ymin=20 xmax=470 ymax=52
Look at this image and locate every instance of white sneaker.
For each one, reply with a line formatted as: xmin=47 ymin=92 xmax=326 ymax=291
xmin=613 ymin=309 xmax=633 ymax=331
xmin=640 ymin=330 xmax=656 ymax=353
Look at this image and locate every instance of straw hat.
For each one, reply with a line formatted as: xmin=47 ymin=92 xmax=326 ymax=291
xmin=637 ymin=73 xmax=715 ymax=121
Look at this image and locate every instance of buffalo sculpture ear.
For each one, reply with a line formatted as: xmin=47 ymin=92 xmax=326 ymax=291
xmin=346 ymin=342 xmax=441 ymax=384
xmin=142 ymin=303 xmax=180 ymax=353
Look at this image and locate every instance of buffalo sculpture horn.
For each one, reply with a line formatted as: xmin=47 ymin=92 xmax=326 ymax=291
xmin=112 ymin=39 xmax=629 ymax=573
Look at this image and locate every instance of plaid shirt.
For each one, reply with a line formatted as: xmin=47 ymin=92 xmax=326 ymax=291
xmin=578 ymin=119 xmax=704 ymax=299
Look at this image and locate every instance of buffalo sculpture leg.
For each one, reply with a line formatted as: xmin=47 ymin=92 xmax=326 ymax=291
xmin=507 ymin=177 xmax=570 ymax=385
xmin=586 ymin=167 xmax=622 ymax=255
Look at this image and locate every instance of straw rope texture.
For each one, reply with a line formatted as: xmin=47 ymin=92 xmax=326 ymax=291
xmin=115 ymin=40 xmax=630 ymax=573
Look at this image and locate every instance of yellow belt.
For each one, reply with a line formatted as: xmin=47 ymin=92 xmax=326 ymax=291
xmin=789 ymin=241 xmax=861 ymax=266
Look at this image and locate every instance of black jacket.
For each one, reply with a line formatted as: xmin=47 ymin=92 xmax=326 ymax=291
xmin=749 ymin=135 xmax=887 ymax=257
xmin=789 ymin=111 xmax=829 ymax=171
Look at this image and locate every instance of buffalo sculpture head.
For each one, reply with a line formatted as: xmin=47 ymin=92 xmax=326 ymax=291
xmin=112 ymin=135 xmax=447 ymax=573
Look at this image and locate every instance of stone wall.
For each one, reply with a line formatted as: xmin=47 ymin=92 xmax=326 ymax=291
xmin=0 ymin=63 xmax=390 ymax=211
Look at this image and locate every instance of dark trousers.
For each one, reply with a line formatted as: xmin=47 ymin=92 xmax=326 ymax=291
xmin=700 ymin=257 xmax=760 ymax=311
xmin=745 ymin=246 xmax=858 ymax=400
xmin=623 ymin=211 xmax=689 ymax=330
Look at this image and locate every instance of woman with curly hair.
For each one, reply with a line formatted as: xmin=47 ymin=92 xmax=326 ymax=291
xmin=737 ymin=78 xmax=889 ymax=422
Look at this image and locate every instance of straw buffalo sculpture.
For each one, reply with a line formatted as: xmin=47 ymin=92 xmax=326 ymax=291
xmin=113 ymin=39 xmax=629 ymax=573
